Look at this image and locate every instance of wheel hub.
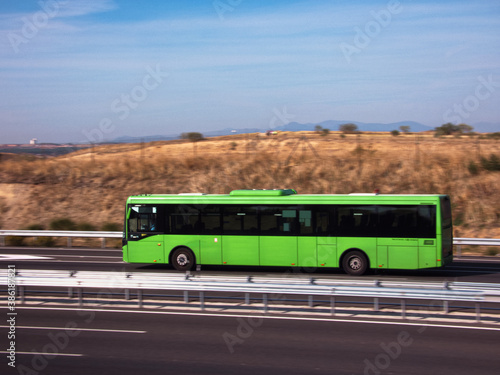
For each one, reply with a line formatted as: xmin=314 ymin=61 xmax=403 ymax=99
xmin=349 ymin=257 xmax=361 ymax=270
xmin=177 ymin=254 xmax=189 ymax=266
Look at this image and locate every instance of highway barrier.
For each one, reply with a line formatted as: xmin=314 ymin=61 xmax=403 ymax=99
xmin=1 ymin=269 xmax=499 ymax=323
xmin=0 ymin=230 xmax=499 ymax=254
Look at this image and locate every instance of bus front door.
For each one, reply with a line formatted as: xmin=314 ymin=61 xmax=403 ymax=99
xmin=127 ymin=235 xmax=164 ymax=263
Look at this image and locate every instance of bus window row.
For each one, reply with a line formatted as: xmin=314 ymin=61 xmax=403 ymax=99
xmin=128 ymin=204 xmax=437 ymax=238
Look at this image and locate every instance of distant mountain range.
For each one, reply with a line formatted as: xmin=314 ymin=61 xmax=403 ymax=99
xmin=111 ymin=120 xmax=500 ymax=143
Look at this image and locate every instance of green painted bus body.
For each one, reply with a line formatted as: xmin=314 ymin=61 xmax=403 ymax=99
xmin=122 ymin=191 xmax=453 ymax=273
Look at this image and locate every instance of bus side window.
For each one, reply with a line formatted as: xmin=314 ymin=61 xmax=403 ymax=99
xmin=299 ymin=210 xmax=313 ymax=235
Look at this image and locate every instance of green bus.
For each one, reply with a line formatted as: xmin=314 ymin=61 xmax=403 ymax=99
xmin=122 ymin=189 xmax=453 ymax=276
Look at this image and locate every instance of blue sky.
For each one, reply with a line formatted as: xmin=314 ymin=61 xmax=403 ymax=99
xmin=1 ymin=0 xmax=499 ymax=143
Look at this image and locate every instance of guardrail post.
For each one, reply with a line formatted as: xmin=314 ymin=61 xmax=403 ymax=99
xmin=200 ymin=291 xmax=205 ymax=311
xmin=68 ymin=287 xmax=73 ymax=298
xmin=245 ymin=293 xmax=250 ymax=305
xmin=374 ymin=298 xmax=379 ymax=312
xmin=401 ymin=299 xmax=406 ymax=319
xmin=308 ymin=295 xmax=314 ymax=308
xmin=184 ymin=291 xmax=189 ymax=303
xmin=475 ymin=303 xmax=481 ymax=323
xmin=443 ymin=301 xmax=449 ymax=314
xmin=101 ymin=238 xmax=106 ymax=249
xmin=67 ymin=237 xmax=72 ymax=248
xmin=18 ymin=286 xmax=24 ymax=304
xmin=138 ymin=289 xmax=143 ymax=308
xmin=263 ymin=294 xmax=268 ymax=313
xmin=78 ymin=288 xmax=83 ymax=307
xmin=330 ymin=296 xmax=335 ymax=316
xmin=457 ymin=245 xmax=461 ymax=258
xmin=125 ymin=289 xmax=130 ymax=300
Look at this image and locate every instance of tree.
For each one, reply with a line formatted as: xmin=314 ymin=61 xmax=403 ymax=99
xmin=314 ymin=125 xmax=323 ymax=133
xmin=399 ymin=125 xmax=410 ymax=134
xmin=339 ymin=123 xmax=358 ymax=134
xmin=458 ymin=123 xmax=473 ymax=134
xmin=181 ymin=132 xmax=204 ymax=142
xmin=181 ymin=132 xmax=204 ymax=155
xmin=434 ymin=123 xmax=474 ymax=136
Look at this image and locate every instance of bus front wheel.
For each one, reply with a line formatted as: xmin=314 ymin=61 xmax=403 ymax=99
xmin=171 ymin=247 xmax=195 ymax=271
xmin=342 ymin=250 xmax=368 ymax=276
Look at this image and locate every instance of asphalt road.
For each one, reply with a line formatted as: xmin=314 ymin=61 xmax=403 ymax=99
xmin=1 ymin=247 xmax=500 ymax=374
xmin=1 ymin=306 xmax=499 ymax=375
xmin=1 ymin=246 xmax=500 ymax=283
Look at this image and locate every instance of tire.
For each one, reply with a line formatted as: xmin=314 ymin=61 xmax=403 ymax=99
xmin=171 ymin=247 xmax=195 ymax=271
xmin=342 ymin=250 xmax=368 ymax=276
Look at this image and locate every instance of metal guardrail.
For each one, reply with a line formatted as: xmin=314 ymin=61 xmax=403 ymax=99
xmin=0 ymin=230 xmax=499 ymax=252
xmin=0 ymin=230 xmax=122 ymax=248
xmin=1 ymin=269 xmax=499 ymax=322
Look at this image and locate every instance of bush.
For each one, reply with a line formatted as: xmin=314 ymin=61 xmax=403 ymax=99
xmin=102 ymin=222 xmax=122 ymax=231
xmin=391 ymin=130 xmax=400 ymax=136
xmin=26 ymin=224 xmax=44 ymax=230
xmin=6 ymin=236 xmax=25 ymax=246
xmin=486 ymin=132 xmax=500 ymax=140
xmin=467 ymin=161 xmax=479 ymax=175
xmin=486 ymin=247 xmax=499 ymax=256
xmin=480 ymin=154 xmax=500 ymax=171
xmin=49 ymin=218 xmax=76 ymax=230
xmin=24 ymin=223 xmax=55 ymax=247
xmin=76 ymin=222 xmax=96 ymax=231
xmin=35 ymin=237 xmax=56 ymax=247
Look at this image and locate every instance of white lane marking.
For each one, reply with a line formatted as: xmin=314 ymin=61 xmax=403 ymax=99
xmin=10 ymin=254 xmax=122 ymax=259
xmin=0 ymin=325 xmax=146 ymax=334
xmin=0 ymin=351 xmax=83 ymax=357
xmin=1 ymin=247 xmax=121 ymax=252
xmin=15 ymin=306 xmax=500 ymax=332
xmin=0 ymin=254 xmax=53 ymax=260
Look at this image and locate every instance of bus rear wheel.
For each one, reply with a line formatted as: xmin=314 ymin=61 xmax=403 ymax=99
xmin=171 ymin=247 xmax=195 ymax=271
xmin=342 ymin=250 xmax=368 ymax=276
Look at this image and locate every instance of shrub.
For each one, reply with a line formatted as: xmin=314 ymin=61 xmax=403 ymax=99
xmin=24 ymin=223 xmax=55 ymax=247
xmin=49 ymin=218 xmax=76 ymax=230
xmin=486 ymin=247 xmax=499 ymax=256
xmin=26 ymin=224 xmax=44 ymax=230
xmin=391 ymin=130 xmax=400 ymax=136
xmin=76 ymin=222 xmax=96 ymax=231
xmin=102 ymin=222 xmax=122 ymax=231
xmin=480 ymin=154 xmax=500 ymax=171
xmin=467 ymin=161 xmax=479 ymax=176
xmin=6 ymin=236 xmax=25 ymax=246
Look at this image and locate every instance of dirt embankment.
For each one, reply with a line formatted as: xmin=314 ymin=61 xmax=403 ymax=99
xmin=0 ymin=133 xmax=499 ymax=243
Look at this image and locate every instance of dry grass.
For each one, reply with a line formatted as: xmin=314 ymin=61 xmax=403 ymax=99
xmin=0 ymin=132 xmax=499 ymax=240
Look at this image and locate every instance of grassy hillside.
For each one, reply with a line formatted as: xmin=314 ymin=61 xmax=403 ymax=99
xmin=0 ymin=132 xmax=499 ymax=242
